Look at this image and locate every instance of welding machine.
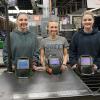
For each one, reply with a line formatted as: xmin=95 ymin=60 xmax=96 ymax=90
xmin=79 ymin=55 xmax=93 ymax=75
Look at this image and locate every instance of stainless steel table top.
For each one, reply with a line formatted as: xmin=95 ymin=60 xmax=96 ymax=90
xmin=0 ymin=68 xmax=92 ymax=100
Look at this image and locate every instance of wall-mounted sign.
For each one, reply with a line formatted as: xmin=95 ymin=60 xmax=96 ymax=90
xmin=87 ymin=0 xmax=100 ymax=8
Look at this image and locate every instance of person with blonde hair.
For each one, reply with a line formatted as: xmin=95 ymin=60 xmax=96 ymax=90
xmin=69 ymin=10 xmax=100 ymax=72
xmin=39 ymin=16 xmax=69 ymax=74
xmin=3 ymin=12 xmax=39 ymax=72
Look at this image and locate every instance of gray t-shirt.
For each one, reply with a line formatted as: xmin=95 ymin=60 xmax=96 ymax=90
xmin=40 ymin=35 xmax=69 ymax=64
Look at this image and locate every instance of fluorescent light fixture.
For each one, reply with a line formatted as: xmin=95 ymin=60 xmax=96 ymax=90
xmin=15 ymin=6 xmax=19 ymax=13
xmin=9 ymin=16 xmax=16 ymax=22
xmin=8 ymin=10 xmax=33 ymax=14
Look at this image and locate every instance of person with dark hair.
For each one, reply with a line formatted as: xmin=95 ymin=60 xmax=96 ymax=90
xmin=39 ymin=17 xmax=69 ymax=74
xmin=69 ymin=10 xmax=100 ymax=73
xmin=3 ymin=12 xmax=39 ymax=72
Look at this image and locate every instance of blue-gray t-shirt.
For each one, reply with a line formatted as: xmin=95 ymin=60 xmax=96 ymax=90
xmin=40 ymin=36 xmax=69 ymax=64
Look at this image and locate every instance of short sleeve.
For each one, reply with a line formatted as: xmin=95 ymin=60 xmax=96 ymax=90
xmin=64 ymin=37 xmax=69 ymax=48
xmin=39 ymin=39 xmax=45 ymax=49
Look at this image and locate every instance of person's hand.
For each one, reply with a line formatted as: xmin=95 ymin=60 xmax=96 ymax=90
xmin=60 ymin=64 xmax=67 ymax=71
xmin=72 ymin=64 xmax=78 ymax=69
xmin=93 ymin=64 xmax=98 ymax=71
xmin=35 ymin=66 xmax=46 ymax=71
xmin=46 ymin=67 xmax=53 ymax=75
xmin=32 ymin=64 xmax=46 ymax=71
xmin=32 ymin=64 xmax=37 ymax=71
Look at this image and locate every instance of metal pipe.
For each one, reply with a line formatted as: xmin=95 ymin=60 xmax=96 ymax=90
xmin=4 ymin=1 xmax=12 ymax=72
xmin=49 ymin=0 xmax=52 ymax=15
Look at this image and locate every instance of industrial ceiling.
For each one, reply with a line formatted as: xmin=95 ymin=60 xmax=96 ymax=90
xmin=0 ymin=0 xmax=88 ymax=16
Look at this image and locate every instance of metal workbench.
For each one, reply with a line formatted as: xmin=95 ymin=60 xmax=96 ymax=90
xmin=0 ymin=68 xmax=99 ymax=100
